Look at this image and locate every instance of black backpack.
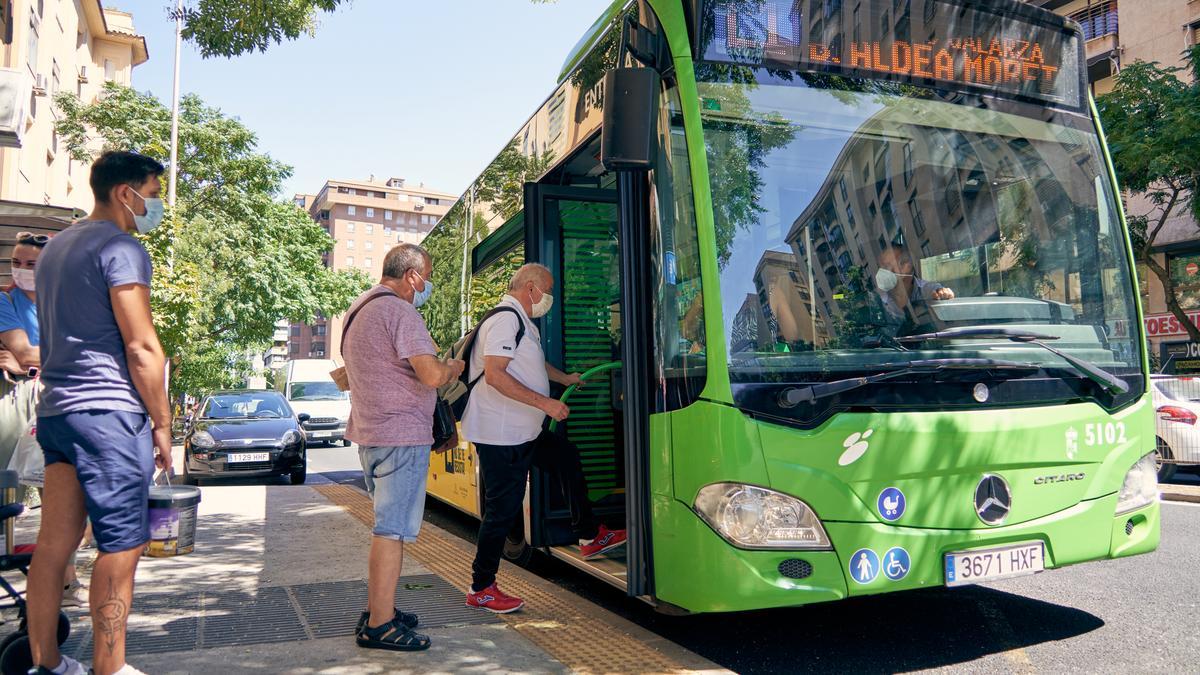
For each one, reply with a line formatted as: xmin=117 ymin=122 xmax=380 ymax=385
xmin=438 ymin=306 xmax=526 ymax=419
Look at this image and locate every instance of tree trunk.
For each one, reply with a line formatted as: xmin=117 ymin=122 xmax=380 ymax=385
xmin=1143 ymin=255 xmax=1200 ymax=343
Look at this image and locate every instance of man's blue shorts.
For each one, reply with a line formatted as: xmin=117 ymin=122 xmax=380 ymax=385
xmin=37 ymin=410 xmax=154 ymax=553
xmin=358 ymin=445 xmax=430 ymax=542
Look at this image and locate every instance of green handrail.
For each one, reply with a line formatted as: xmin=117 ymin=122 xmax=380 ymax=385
xmin=548 ymin=360 xmax=622 ymax=433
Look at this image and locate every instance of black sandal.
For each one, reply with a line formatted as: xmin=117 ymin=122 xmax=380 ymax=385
xmin=356 ymin=607 xmax=418 ymax=635
xmin=356 ymin=617 xmax=431 ymax=652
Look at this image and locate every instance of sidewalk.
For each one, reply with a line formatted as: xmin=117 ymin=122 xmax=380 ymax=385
xmin=4 ymin=476 xmax=724 ymax=674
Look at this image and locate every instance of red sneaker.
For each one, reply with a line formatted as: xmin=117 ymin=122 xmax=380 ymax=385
xmin=580 ymin=525 xmax=627 ymax=559
xmin=465 ymin=583 xmax=525 ymax=614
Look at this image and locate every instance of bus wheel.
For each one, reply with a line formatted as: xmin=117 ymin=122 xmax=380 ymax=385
xmin=1155 ymin=437 xmax=1178 ymax=482
xmin=502 ymin=526 xmax=533 ymax=566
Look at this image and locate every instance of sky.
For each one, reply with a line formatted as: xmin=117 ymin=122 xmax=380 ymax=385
xmin=115 ymin=0 xmax=614 ymax=199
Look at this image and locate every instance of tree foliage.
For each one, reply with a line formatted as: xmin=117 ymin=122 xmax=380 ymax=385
xmin=1097 ymin=45 xmax=1200 ymax=342
xmin=175 ymin=0 xmax=345 ymax=58
xmin=55 ymin=82 xmax=370 ymax=396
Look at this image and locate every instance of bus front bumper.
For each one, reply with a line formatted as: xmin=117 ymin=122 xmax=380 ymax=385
xmin=651 ymin=493 xmax=1159 ymax=614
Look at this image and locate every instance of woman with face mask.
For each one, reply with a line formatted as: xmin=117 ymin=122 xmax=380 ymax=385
xmin=0 ymin=232 xmax=47 ymax=374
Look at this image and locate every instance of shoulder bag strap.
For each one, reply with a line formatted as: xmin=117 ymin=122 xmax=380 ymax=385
xmin=338 ymin=290 xmax=397 ymax=357
xmin=465 ymin=306 xmax=526 ymax=389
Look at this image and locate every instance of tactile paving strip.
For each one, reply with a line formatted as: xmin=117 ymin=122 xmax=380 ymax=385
xmin=40 ymin=573 xmax=494 ymax=659
xmin=315 ymin=483 xmax=704 ymax=674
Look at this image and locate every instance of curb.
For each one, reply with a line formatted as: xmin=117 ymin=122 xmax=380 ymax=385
xmin=1161 ymin=491 xmax=1200 ymax=504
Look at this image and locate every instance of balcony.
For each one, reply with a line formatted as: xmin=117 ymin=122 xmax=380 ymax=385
xmin=1067 ymin=0 xmax=1119 ymax=79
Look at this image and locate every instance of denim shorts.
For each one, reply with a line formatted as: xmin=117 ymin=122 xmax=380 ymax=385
xmin=358 ymin=445 xmax=430 ymax=542
xmin=37 ymin=410 xmax=154 ymax=553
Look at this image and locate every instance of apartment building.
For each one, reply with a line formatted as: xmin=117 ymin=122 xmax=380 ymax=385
xmin=290 ymin=177 xmax=454 ymax=362
xmin=0 ymin=0 xmax=147 ymax=208
xmin=1032 ymin=0 xmax=1200 ymax=370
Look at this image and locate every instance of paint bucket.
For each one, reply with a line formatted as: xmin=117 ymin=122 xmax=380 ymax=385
xmin=145 ymin=485 xmax=201 ymax=557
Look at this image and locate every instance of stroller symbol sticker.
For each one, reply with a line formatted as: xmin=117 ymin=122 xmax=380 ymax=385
xmin=883 ymin=547 xmax=910 ymax=581
xmin=849 ymin=548 xmax=880 ymax=584
xmin=877 ymin=487 xmax=906 ymax=522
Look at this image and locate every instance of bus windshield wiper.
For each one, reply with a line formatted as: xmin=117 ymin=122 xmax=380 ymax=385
xmin=778 ymin=358 xmax=1040 ymax=407
xmin=896 ymin=327 xmax=1130 ymax=395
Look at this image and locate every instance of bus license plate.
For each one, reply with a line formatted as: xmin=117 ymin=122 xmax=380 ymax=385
xmin=945 ymin=542 xmax=1044 ymax=587
xmin=313 ymin=431 xmax=333 ymax=438
xmin=228 ymin=452 xmax=269 ymax=463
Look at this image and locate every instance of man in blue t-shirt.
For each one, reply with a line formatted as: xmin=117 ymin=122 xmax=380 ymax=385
xmin=27 ymin=151 xmax=172 ymax=675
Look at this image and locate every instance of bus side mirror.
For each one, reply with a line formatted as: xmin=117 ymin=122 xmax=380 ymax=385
xmin=601 ymin=68 xmax=660 ymax=172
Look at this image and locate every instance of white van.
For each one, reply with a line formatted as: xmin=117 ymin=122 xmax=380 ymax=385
xmin=282 ymin=359 xmax=351 ymax=447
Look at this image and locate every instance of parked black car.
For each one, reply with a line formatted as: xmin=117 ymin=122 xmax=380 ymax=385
xmin=182 ymin=390 xmax=310 ymax=485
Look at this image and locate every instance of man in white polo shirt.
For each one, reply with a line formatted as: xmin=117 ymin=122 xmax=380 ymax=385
xmin=462 ymin=263 xmax=612 ymax=613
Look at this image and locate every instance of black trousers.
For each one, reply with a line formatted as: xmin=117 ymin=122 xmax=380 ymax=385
xmin=471 ymin=433 xmax=599 ymax=592
xmin=472 ymin=439 xmax=537 ymax=592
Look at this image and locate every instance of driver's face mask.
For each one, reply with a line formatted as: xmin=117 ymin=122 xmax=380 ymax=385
xmin=875 ymin=267 xmax=913 ymax=292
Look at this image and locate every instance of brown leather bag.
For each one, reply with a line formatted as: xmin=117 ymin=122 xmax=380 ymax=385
xmin=329 ymin=290 xmax=395 ymax=391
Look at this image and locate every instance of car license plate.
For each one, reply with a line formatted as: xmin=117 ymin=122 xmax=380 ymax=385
xmin=313 ymin=431 xmax=333 ymax=438
xmin=945 ymin=542 xmax=1044 ymax=587
xmin=227 ymin=452 xmax=269 ymax=463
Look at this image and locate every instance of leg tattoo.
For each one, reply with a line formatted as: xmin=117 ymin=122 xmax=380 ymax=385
xmin=95 ymin=578 xmax=128 ymax=655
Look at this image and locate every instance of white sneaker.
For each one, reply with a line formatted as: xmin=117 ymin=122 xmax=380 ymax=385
xmin=60 ymin=581 xmax=88 ymax=607
xmin=46 ymin=655 xmax=86 ymax=675
xmin=112 ymin=664 xmax=147 ymax=675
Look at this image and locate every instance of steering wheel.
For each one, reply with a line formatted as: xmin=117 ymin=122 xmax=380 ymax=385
xmin=548 ymin=361 xmax=622 ymax=433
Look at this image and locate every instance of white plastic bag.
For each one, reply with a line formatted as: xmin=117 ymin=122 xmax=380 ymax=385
xmin=8 ymin=421 xmax=44 ymax=488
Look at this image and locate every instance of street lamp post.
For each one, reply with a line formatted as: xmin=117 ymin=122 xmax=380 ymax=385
xmin=168 ymin=0 xmax=182 ymax=208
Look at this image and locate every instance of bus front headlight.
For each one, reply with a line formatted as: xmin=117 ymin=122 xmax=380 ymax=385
xmin=1115 ymin=452 xmax=1158 ymax=515
xmin=694 ymin=483 xmax=831 ymax=550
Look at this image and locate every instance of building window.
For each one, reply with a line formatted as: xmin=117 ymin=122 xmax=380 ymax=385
xmin=346 ymin=239 xmax=355 ymax=249
xmin=346 ymin=256 xmax=355 ymax=266
xmin=384 ymin=210 xmax=393 ymax=221
xmin=364 ymin=258 xmax=373 ymax=268
xmin=27 ymin=18 xmax=39 ymax=74
xmin=104 ymin=58 xmax=115 ymax=82
xmin=346 ymin=222 xmax=355 ymax=233
xmin=412 ymin=196 xmax=425 ymax=205
xmin=365 ymin=240 xmax=375 ymax=251
xmin=347 ymin=205 xmax=357 ymax=216
xmin=312 ymin=325 xmax=327 ymax=337
xmin=290 ymin=325 xmax=301 ymax=337
xmin=366 ymin=207 xmax=375 ymax=218
xmin=319 ymin=210 xmax=330 ymax=220
xmin=426 ymin=198 xmax=439 ymax=206
xmin=366 ymin=224 xmax=374 ymax=235
xmin=311 ymin=343 xmax=326 ymax=357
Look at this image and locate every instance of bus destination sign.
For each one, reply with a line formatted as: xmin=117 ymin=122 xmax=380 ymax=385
xmin=702 ymin=0 xmax=1082 ymax=107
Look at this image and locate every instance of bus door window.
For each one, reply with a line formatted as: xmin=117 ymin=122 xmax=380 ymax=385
xmin=651 ymin=82 xmax=707 ymax=410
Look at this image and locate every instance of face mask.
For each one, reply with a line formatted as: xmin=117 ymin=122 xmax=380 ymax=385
xmin=123 ymin=188 xmax=165 ymax=234
xmin=875 ymin=268 xmax=912 ymax=292
xmin=11 ymin=269 xmax=34 ymax=292
xmin=530 ymin=288 xmax=554 ymax=318
xmin=411 ymin=272 xmax=433 ymax=308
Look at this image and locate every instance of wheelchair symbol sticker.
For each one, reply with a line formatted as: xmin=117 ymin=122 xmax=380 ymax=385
xmin=877 ymin=487 xmax=906 ymax=522
xmin=883 ymin=547 xmax=910 ymax=581
xmin=849 ymin=548 xmax=880 ymax=584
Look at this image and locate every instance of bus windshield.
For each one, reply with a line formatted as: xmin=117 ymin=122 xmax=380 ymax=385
xmin=697 ymin=68 xmax=1141 ymax=418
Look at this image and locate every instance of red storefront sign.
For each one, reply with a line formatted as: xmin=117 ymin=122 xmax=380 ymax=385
xmin=1144 ymin=312 xmax=1200 ymax=338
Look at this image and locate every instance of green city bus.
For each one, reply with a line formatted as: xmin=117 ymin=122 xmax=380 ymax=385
xmin=421 ymin=0 xmax=1160 ymax=614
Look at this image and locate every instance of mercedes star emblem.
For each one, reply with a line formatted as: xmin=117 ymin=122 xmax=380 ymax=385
xmin=974 ymin=474 xmax=1011 ymax=526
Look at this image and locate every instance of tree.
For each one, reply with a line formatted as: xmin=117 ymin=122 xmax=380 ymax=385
xmin=1097 ymin=45 xmax=1200 ymax=343
xmin=176 ymin=0 xmax=345 ymax=58
xmin=55 ymin=82 xmax=370 ymax=396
